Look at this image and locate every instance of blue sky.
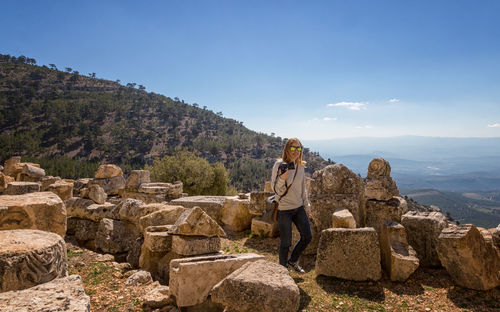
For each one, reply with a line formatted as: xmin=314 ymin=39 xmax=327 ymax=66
xmin=2 ymin=0 xmax=500 ymax=139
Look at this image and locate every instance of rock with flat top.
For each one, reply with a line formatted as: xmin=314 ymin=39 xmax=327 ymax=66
xmin=380 ymin=222 xmax=419 ymax=282
xmin=0 ymin=275 xmax=90 ymax=312
xmin=365 ymin=176 xmax=399 ymax=201
xmin=139 ymin=205 xmax=188 ymax=232
xmin=332 ymin=208 xmax=356 ymax=228
xmin=95 ymin=164 xmax=123 ymax=178
xmin=119 ymin=200 xmax=171 ymax=225
xmin=125 ymin=170 xmax=151 ymax=189
xmin=0 ymin=192 xmax=66 ymax=236
xmin=0 ymin=229 xmax=67 ymax=292
xmin=170 ymin=207 xmax=226 ymax=237
xmin=365 ymin=196 xmax=408 ymax=234
xmin=3 ymin=181 xmax=40 ymax=195
xmin=169 ymin=253 xmax=265 ymax=307
xmin=221 ymin=196 xmax=253 ymax=232
xmin=143 ymin=226 xmax=173 ymax=252
xmin=65 ymin=197 xmax=119 ymax=222
xmin=211 ymin=259 xmax=300 ymax=312
xmin=171 ymin=235 xmax=221 ymax=256
xmin=46 ymin=180 xmax=73 ymax=200
xmin=95 ymin=218 xmax=142 ymax=255
xmin=88 ymin=176 xmax=125 ymax=195
xmin=21 ymin=164 xmax=45 ymax=179
xmin=171 ymin=195 xmax=225 ymax=224
xmin=316 ymin=228 xmax=381 ymax=281
xmin=436 ymin=224 xmax=500 ymax=290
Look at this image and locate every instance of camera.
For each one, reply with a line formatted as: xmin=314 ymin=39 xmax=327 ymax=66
xmin=279 ymin=162 xmax=295 ymax=175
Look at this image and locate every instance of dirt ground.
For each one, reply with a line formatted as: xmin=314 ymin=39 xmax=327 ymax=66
xmin=66 ymin=231 xmax=500 ymax=312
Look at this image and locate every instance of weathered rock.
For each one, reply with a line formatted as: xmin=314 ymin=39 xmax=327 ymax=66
xmin=3 ymin=181 xmax=40 ymax=195
xmin=250 ymin=217 xmax=278 ymax=238
xmin=21 ymin=164 xmax=46 ymax=179
xmin=88 ymin=176 xmax=125 ymax=195
xmin=95 ymin=164 xmax=123 ymax=178
xmin=0 ymin=172 xmax=15 ymax=192
xmin=380 ymin=222 xmax=419 ymax=282
xmin=169 ymin=253 xmax=265 ymax=307
xmin=139 ymin=205 xmax=188 ymax=232
xmin=365 ymin=196 xmax=408 ymax=234
xmin=0 ymin=275 xmax=90 ymax=311
xmin=171 ymin=207 xmax=226 ymax=237
xmin=95 ymin=218 xmax=142 ymax=254
xmin=0 ymin=192 xmax=66 ymax=236
xmin=65 ymin=197 xmax=119 ymax=222
xmin=291 ymin=216 xmax=320 ymax=255
xmin=171 ymin=235 xmax=221 ymax=256
xmin=126 ymin=170 xmax=151 ymax=189
xmin=3 ymin=156 xmax=22 ymax=177
xmin=142 ymin=285 xmax=174 ymax=311
xmin=436 ymin=224 xmax=500 ymax=290
xmin=171 ymin=196 xmax=225 ymax=224
xmin=73 ymin=218 xmax=99 ymax=242
xmin=88 ymin=184 xmax=107 ymax=204
xmin=0 ymin=229 xmax=67 ymax=292
xmin=144 ymin=225 xmax=173 ymax=252
xmin=125 ymin=270 xmax=153 ymax=285
xmin=140 ymin=248 xmax=184 ymax=284
xmin=40 ymin=176 xmax=62 ymax=191
xmin=248 ymin=192 xmax=274 ymax=216
xmin=73 ymin=178 xmax=90 ymax=196
xmin=316 ymin=228 xmax=381 ymax=281
xmin=211 ymin=260 xmax=300 ymax=312
xmin=401 ymin=211 xmax=447 ymax=267
xmin=365 ymin=176 xmax=399 ymax=201
xmin=309 ymin=164 xmax=365 ymax=232
xmin=367 ymin=157 xmax=391 ymax=178
xmin=46 ymin=180 xmax=74 ymax=201
xmin=493 ymin=224 xmax=500 ymax=248
xmin=332 ymin=208 xmax=356 ymax=228
xmin=119 ymin=200 xmax=171 ymax=225
xmin=79 ymin=187 xmax=90 ymax=198
xmin=221 ymin=196 xmax=253 ymax=232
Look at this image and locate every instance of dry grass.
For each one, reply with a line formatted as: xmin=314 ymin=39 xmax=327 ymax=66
xmin=66 ymin=232 xmax=500 ymax=312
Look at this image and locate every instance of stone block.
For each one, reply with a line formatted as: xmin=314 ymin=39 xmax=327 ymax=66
xmin=95 ymin=164 xmax=123 ymax=178
xmin=88 ymin=176 xmax=125 ymax=195
xmin=125 ymin=170 xmax=151 ymax=189
xmin=332 ymin=208 xmax=356 ymax=228
xmin=211 ymin=260 xmax=300 ymax=312
xmin=380 ymin=222 xmax=419 ymax=282
xmin=21 ymin=164 xmax=45 ymax=179
xmin=316 ymin=228 xmax=381 ymax=281
xmin=221 ymin=196 xmax=253 ymax=232
xmin=46 ymin=180 xmax=74 ymax=201
xmin=171 ymin=207 xmax=226 ymax=237
xmin=401 ymin=211 xmax=447 ymax=267
xmin=251 ymin=217 xmax=278 ymax=238
xmin=139 ymin=205 xmax=188 ymax=232
xmin=65 ymin=197 xmax=119 ymax=222
xmin=364 ymin=176 xmax=399 ymax=201
xmin=144 ymin=225 xmax=173 ymax=252
xmin=0 ymin=192 xmax=66 ymax=237
xmin=3 ymin=181 xmax=40 ymax=195
xmin=0 ymin=229 xmax=67 ymax=292
xmin=0 ymin=275 xmax=90 ymax=311
xmin=169 ymin=253 xmax=264 ymax=307
xmin=119 ymin=200 xmax=171 ymax=225
xmin=0 ymin=172 xmax=15 ymax=193
xmin=171 ymin=235 xmax=221 ymax=256
xmin=365 ymin=196 xmax=408 ymax=234
xmin=437 ymin=224 xmax=500 ymax=290
xmin=88 ymin=184 xmax=107 ymax=204
xmin=3 ymin=156 xmax=21 ymax=177
xmin=95 ymin=218 xmax=142 ymax=255
xmin=73 ymin=178 xmax=90 ymax=196
xmin=249 ymin=191 xmax=274 ymax=216
xmin=171 ymin=195 xmax=225 ymax=224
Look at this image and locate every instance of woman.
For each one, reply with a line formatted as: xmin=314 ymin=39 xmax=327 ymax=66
xmin=271 ymin=137 xmax=312 ymax=273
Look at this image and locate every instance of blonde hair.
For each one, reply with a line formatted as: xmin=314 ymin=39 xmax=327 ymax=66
xmin=280 ymin=137 xmax=306 ymax=166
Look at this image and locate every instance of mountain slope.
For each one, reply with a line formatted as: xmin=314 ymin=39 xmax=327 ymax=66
xmin=0 ymin=54 xmax=330 ymax=191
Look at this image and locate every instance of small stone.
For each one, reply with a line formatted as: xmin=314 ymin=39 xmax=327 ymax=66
xmin=125 ymin=270 xmax=153 ymax=286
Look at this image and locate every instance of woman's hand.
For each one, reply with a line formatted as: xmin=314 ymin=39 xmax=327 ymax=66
xmin=279 ymin=169 xmax=289 ymax=180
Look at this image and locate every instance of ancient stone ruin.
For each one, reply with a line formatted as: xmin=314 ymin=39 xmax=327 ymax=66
xmin=0 ymin=155 xmax=499 ymax=311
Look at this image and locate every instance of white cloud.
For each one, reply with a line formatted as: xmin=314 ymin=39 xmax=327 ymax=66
xmin=355 ymin=125 xmax=373 ymax=129
xmin=327 ymin=101 xmax=367 ymax=110
xmin=389 ymin=98 xmax=400 ymax=103
xmin=488 ymin=123 xmax=500 ymax=128
xmin=323 ymin=117 xmax=337 ymax=121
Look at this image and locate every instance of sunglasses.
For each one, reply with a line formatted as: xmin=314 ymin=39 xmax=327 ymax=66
xmin=290 ymin=146 xmax=302 ymax=152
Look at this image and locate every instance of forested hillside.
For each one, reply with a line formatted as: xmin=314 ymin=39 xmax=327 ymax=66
xmin=0 ymin=54 xmax=330 ymax=191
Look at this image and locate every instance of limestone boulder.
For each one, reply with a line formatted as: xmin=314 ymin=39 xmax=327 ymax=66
xmin=0 ymin=172 xmax=15 ymax=192
xmin=0 ymin=275 xmax=90 ymax=311
xmin=95 ymin=218 xmax=142 ymax=255
xmin=171 ymin=235 xmax=221 ymax=256
xmin=95 ymin=164 xmax=123 ymax=178
xmin=364 ymin=176 xmax=399 ymax=201
xmin=0 ymin=229 xmax=67 ymax=292
xmin=40 ymin=176 xmax=62 ymax=191
xmin=248 ymin=191 xmax=274 ymax=216
xmin=73 ymin=178 xmax=90 ymax=196
xmin=0 ymin=192 xmax=66 ymax=237
xmin=65 ymin=197 xmax=119 ymax=222
xmin=365 ymin=196 xmax=408 ymax=234
xmin=142 ymin=285 xmax=174 ymax=311
xmin=309 ymin=164 xmax=365 ymax=232
xmin=21 ymin=164 xmax=46 ymax=180
xmin=316 ymin=228 xmax=381 ymax=281
xmin=171 ymin=195 xmax=225 ymax=224
xmin=367 ymin=157 xmax=392 ymax=178
xmin=3 ymin=156 xmax=21 ymax=177
xmin=88 ymin=176 xmax=125 ymax=195
xmin=139 ymin=249 xmax=183 ymax=284
xmin=73 ymin=218 xmax=99 ymax=244
xmin=125 ymin=170 xmax=151 ymax=189
xmin=380 ymin=222 xmax=419 ymax=282
xmin=46 ymin=180 xmax=74 ymax=201
xmin=401 ymin=211 xmax=447 ymax=267
xmin=170 ymin=207 xmax=226 ymax=237
xmin=125 ymin=270 xmax=153 ymax=285
xmin=3 ymin=181 xmax=40 ymax=195
xmin=251 ymin=217 xmax=278 ymax=238
xmin=332 ymin=208 xmax=356 ymax=228
xmin=211 ymin=259 xmax=300 ymax=312
xmin=139 ymin=205 xmax=187 ymax=232
xmin=144 ymin=225 xmax=173 ymax=252
xmin=221 ymin=196 xmax=253 ymax=232
xmin=119 ymin=200 xmax=171 ymax=225
xmin=169 ymin=253 xmax=265 ymax=307
xmin=437 ymin=224 xmax=500 ymax=290
xmin=88 ymin=184 xmax=107 ymax=204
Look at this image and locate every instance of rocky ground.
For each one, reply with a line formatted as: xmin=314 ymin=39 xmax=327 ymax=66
xmin=66 ymin=232 xmax=500 ymax=312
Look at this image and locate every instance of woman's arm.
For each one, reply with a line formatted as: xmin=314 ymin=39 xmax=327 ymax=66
xmin=271 ymin=161 xmax=287 ymax=196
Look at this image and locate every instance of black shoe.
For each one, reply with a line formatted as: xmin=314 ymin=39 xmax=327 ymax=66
xmin=288 ymin=260 xmax=305 ymax=273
